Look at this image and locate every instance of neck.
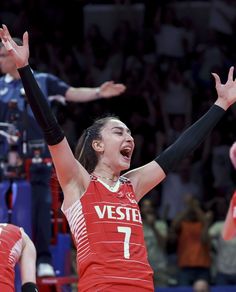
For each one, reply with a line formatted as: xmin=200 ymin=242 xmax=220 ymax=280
xmin=93 ymin=166 xmax=120 ymax=182
xmin=8 ymin=70 xmax=21 ymax=80
xmin=93 ymin=173 xmax=119 ymax=183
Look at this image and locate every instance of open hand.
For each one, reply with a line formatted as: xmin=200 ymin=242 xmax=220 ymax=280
xmin=99 ymin=81 xmax=126 ymax=98
xmin=212 ymin=66 xmax=236 ymax=110
xmin=0 ymin=24 xmax=29 ymax=68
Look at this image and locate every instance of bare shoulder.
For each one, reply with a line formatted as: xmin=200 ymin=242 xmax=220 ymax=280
xmin=124 ymin=161 xmax=166 ymax=201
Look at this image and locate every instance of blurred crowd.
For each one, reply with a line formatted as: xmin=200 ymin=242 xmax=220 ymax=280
xmin=1 ymin=0 xmax=236 ymax=288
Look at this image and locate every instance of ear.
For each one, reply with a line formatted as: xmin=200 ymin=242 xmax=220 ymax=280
xmin=92 ymin=140 xmax=104 ymax=153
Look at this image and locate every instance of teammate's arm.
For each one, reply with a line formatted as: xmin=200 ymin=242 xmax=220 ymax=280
xmin=20 ymin=229 xmax=38 ymax=291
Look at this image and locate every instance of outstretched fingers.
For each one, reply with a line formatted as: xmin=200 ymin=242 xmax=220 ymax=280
xmin=0 ymin=24 xmax=15 ymax=52
xmin=211 ymin=72 xmax=221 ymax=86
xmin=2 ymin=24 xmax=13 ymax=44
xmin=228 ymin=66 xmax=234 ymax=82
xmin=22 ymin=31 xmax=29 ymax=47
xmin=212 ymin=66 xmax=235 ymax=86
xmin=2 ymin=24 xmax=11 ymax=39
xmin=0 ymin=27 xmax=7 ymax=42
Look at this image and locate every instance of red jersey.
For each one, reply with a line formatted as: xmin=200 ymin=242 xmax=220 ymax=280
xmin=62 ymin=176 xmax=154 ymax=291
xmin=222 ymin=191 xmax=236 ymax=240
xmin=0 ymin=223 xmax=23 ymax=292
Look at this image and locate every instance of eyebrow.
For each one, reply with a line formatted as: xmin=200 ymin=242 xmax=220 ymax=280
xmin=111 ymin=126 xmax=131 ymax=134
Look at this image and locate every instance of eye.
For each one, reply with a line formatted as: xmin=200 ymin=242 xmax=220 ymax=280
xmin=114 ymin=131 xmax=123 ymax=135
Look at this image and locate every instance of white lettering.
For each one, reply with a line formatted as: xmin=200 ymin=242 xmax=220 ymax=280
xmin=116 ymin=207 xmax=126 ymax=220
xmin=125 ymin=207 xmax=131 ymax=221
xmin=94 ymin=205 xmax=142 ymax=223
xmin=94 ymin=205 xmax=107 ymax=219
xmin=132 ymin=208 xmax=140 ymax=223
xmin=107 ymin=205 xmax=116 ymax=219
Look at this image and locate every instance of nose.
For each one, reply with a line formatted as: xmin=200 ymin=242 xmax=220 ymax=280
xmin=126 ymin=132 xmax=134 ymax=142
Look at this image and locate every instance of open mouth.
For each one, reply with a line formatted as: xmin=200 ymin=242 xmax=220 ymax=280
xmin=120 ymin=147 xmax=132 ymax=159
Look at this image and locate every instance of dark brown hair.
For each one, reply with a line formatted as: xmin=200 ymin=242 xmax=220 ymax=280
xmin=75 ymin=115 xmax=120 ymax=173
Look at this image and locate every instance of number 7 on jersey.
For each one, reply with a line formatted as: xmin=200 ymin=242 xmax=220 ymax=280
xmin=117 ymin=226 xmax=131 ymax=259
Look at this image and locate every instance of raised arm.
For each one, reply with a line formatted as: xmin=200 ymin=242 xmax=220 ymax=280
xmin=126 ymin=66 xmax=236 ymax=201
xmin=65 ymin=81 xmax=126 ymax=102
xmin=0 ymin=25 xmax=90 ymax=205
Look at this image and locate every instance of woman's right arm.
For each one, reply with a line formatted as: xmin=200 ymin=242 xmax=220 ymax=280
xmin=0 ymin=25 xmax=90 ymax=198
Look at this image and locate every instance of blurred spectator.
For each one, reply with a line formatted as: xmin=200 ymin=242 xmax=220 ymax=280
xmin=203 ymin=129 xmax=234 ymax=195
xmin=194 ymin=34 xmax=226 ymax=89
xmin=160 ymin=63 xmax=192 ymax=118
xmin=159 ymin=158 xmax=202 ymax=222
xmin=208 ymin=0 xmax=236 ymax=54
xmin=154 ymin=7 xmax=188 ymax=68
xmin=181 ymin=16 xmax=196 ymax=59
xmin=140 ymin=198 xmax=169 ymax=286
xmin=172 ymin=197 xmax=212 ymax=285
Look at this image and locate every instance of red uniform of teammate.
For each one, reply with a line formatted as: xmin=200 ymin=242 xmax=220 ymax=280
xmin=0 ymin=223 xmax=38 ymax=292
xmin=0 ymin=224 xmax=23 ymax=292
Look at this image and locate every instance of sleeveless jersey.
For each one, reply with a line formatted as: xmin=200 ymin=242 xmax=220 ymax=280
xmin=0 ymin=223 xmax=23 ymax=292
xmin=62 ymin=176 xmax=154 ymax=291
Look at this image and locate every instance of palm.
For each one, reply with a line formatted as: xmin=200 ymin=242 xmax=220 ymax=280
xmin=10 ymin=44 xmax=28 ymax=68
xmin=0 ymin=25 xmax=29 ymax=68
xmin=217 ymin=81 xmax=236 ymax=104
xmin=100 ymin=81 xmax=126 ymax=98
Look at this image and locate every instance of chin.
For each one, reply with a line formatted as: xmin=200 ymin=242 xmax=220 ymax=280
xmin=120 ymin=162 xmax=131 ymax=171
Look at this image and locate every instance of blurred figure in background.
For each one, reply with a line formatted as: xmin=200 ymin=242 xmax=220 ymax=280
xmin=172 ymin=197 xmax=212 ymax=286
xmin=159 ymin=157 xmax=202 ymax=223
xmin=140 ymin=198 xmax=169 ymax=287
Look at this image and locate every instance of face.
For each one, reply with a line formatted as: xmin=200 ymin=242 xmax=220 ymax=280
xmin=96 ymin=119 xmax=135 ymax=172
xmin=193 ymin=280 xmax=209 ymax=292
xmin=0 ymin=46 xmax=16 ymax=75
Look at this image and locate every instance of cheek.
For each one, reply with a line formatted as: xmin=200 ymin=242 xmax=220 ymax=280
xmin=105 ymin=143 xmax=119 ymax=157
xmin=2 ymin=60 xmax=11 ymax=69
